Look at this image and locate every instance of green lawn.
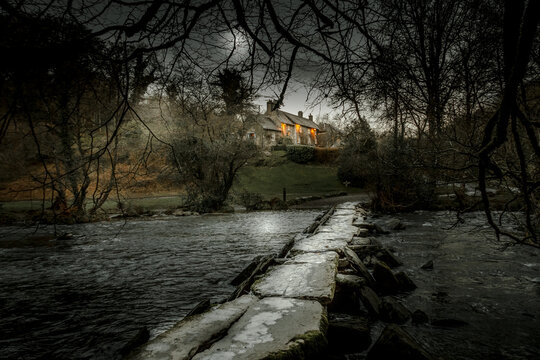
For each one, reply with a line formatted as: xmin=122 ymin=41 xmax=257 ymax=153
xmin=233 ymin=162 xmax=360 ymax=200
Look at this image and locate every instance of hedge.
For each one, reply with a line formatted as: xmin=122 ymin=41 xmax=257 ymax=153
xmin=286 ymin=145 xmax=315 ymax=163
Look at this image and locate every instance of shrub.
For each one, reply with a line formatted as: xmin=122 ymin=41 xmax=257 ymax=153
xmin=314 ymin=147 xmax=340 ymax=164
xmin=286 ymin=145 xmax=315 ymax=164
xmin=238 ymin=191 xmax=264 ymax=211
xmin=337 ymin=149 xmax=378 ymax=188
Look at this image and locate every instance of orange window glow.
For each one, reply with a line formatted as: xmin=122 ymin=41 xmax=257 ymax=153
xmin=281 ymin=123 xmax=286 ymax=135
xmin=296 ymin=124 xmax=301 ymax=133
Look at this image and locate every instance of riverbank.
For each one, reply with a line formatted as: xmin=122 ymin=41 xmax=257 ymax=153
xmin=0 ymin=191 xmax=365 ymax=226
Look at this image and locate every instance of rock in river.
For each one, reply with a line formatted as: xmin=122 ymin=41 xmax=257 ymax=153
xmin=380 ymin=297 xmax=411 ymax=324
xmin=327 ymin=313 xmax=371 ymax=354
xmin=373 ymin=261 xmax=400 ymax=295
xmin=367 ymin=324 xmax=436 ymax=360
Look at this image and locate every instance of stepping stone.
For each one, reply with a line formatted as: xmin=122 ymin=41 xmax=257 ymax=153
xmin=128 ymin=295 xmax=258 ymax=360
xmin=291 ymin=232 xmax=350 ymax=254
xmin=333 ymin=208 xmax=356 ymax=217
xmin=335 ymin=202 xmax=357 ymax=210
xmin=324 ymin=215 xmax=354 ymax=227
xmin=252 ymin=256 xmax=337 ymax=305
xmin=192 ymin=297 xmax=326 ymax=360
xmin=317 ymin=223 xmax=358 ymax=239
xmin=286 ymin=251 xmax=339 ymax=265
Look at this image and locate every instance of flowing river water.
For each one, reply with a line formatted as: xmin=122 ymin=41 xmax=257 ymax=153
xmin=372 ymin=211 xmax=540 ymax=360
xmin=1 ymin=209 xmax=539 ymax=359
xmin=0 ymin=210 xmax=320 ymax=359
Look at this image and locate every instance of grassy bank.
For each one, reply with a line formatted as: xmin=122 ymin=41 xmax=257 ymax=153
xmin=233 ymin=156 xmax=358 ymax=200
xmin=0 ymin=152 xmax=353 ymax=214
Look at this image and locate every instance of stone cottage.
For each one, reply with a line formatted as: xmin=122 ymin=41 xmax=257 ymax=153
xmin=247 ymin=101 xmax=320 ymax=147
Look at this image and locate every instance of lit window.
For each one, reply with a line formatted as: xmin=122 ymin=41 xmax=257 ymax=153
xmin=296 ymin=124 xmax=301 ymax=133
xmin=281 ymin=123 xmax=286 ymax=135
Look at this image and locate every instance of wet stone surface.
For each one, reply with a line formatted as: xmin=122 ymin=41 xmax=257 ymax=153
xmin=251 ymin=254 xmax=338 ymax=304
xmin=129 ymin=295 xmax=258 ymax=360
xmin=192 ymin=297 xmax=325 ymax=360
xmin=291 ymin=231 xmax=350 ymax=254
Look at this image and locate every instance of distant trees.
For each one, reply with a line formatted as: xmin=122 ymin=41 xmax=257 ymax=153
xmin=337 ymin=117 xmax=377 ymax=188
xmin=0 ymin=14 xmax=154 ymax=221
xmin=167 ymin=68 xmax=259 ymax=212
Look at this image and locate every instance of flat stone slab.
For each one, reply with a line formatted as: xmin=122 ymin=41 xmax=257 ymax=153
xmin=129 ymin=295 xmax=258 ymax=360
xmin=252 ymin=256 xmax=337 ymax=304
xmin=291 ymin=231 xmax=351 ymax=254
xmin=291 ymin=238 xmax=349 ymax=254
xmin=324 ymin=211 xmax=355 ymax=225
xmin=317 ymin=223 xmax=358 ymax=238
xmin=286 ymin=251 xmax=339 ymax=265
xmin=332 ymin=208 xmax=356 ymax=217
xmin=335 ymin=202 xmax=357 ymax=210
xmin=192 ymin=297 xmax=325 ymax=360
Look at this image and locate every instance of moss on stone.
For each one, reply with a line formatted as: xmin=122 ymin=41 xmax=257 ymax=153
xmin=263 ymin=310 xmax=329 ymax=360
xmin=263 ymin=330 xmax=328 ymax=360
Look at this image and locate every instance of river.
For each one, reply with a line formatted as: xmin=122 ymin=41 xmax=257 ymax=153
xmin=2 ymin=209 xmax=539 ymax=360
xmin=373 ymin=211 xmax=540 ymax=360
xmin=0 ymin=210 xmax=321 ymax=359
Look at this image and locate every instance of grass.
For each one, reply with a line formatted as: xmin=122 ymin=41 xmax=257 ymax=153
xmin=0 ymin=151 xmax=357 ymax=213
xmin=233 ymin=154 xmax=360 ymax=200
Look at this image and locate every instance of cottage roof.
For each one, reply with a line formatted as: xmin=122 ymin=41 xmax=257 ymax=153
xmin=275 ymin=112 xmax=295 ymax=126
xmin=257 ymin=116 xmax=281 ymax=131
xmin=261 ymin=100 xmax=320 ymax=130
xmin=281 ymin=112 xmax=320 ymax=130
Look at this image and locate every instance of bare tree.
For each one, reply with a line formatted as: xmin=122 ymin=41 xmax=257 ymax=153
xmin=166 ymin=67 xmax=259 ymax=212
xmin=1 ymin=0 xmax=538 ymax=244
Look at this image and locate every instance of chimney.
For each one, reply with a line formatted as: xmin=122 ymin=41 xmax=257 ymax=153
xmin=308 ymin=114 xmax=313 ymax=121
xmin=298 ymin=111 xmax=303 ymax=118
xmin=266 ymin=101 xmax=274 ymax=114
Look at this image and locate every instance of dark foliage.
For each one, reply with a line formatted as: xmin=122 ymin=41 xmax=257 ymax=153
xmin=286 ymin=145 xmax=315 ymax=164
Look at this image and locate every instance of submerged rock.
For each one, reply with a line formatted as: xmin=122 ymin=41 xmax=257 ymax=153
xmin=373 ymin=261 xmax=400 ymax=295
xmin=412 ymin=309 xmax=429 ymax=325
xmin=375 ymin=248 xmax=403 ymax=268
xmin=367 ymin=324 xmax=436 ymax=360
xmin=379 ymin=297 xmax=411 ymax=324
xmin=327 ymin=313 xmax=371 ymax=354
xmin=359 ymin=286 xmax=382 ymax=317
xmin=329 ymin=274 xmax=366 ymax=315
xmin=396 ymin=271 xmax=417 ymax=292
xmin=421 ymin=260 xmax=434 ymax=270
xmin=386 ymin=218 xmax=406 ymax=230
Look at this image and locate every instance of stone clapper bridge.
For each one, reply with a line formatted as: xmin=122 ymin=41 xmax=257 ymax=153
xmin=129 ymin=202 xmax=367 ymax=359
